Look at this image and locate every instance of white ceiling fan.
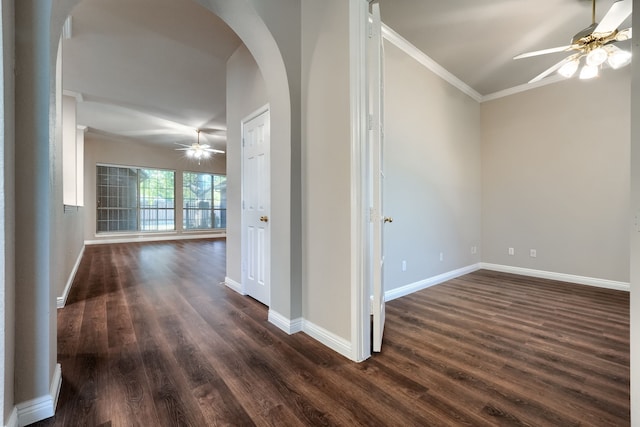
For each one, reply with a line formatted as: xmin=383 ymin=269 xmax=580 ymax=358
xmin=515 ymin=0 xmax=632 ymax=83
xmin=175 ymin=129 xmax=225 ymax=164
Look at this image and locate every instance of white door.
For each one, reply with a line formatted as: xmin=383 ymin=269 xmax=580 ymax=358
xmin=242 ymin=106 xmax=270 ymax=306
xmin=370 ymin=1 xmax=387 ymax=353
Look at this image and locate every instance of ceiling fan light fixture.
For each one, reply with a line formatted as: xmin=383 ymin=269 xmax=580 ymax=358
xmin=616 ymin=27 xmax=632 ymax=41
xmin=607 ymin=48 xmax=632 ymax=69
xmin=586 ymin=46 xmax=608 ymax=66
xmin=558 ymin=59 xmax=579 ymax=78
xmin=579 ymin=64 xmax=599 ymax=79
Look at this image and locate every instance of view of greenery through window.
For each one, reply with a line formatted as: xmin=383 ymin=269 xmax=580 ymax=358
xmin=183 ymin=172 xmax=227 ymax=229
xmin=139 ymin=169 xmax=176 ymax=231
xmin=97 ymin=166 xmax=226 ymax=233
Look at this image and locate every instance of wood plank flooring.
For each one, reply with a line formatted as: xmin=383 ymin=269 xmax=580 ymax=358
xmin=31 ymin=239 xmax=629 ymax=426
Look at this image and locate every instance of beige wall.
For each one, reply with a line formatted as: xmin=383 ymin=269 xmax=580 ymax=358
xmin=301 ymin=0 xmax=352 ymax=340
xmin=226 ymin=43 xmax=268 ymax=285
xmin=83 ymin=133 xmax=226 ymax=242
xmin=383 ymin=41 xmax=482 ymax=291
xmin=481 ymin=71 xmax=630 ymax=283
xmin=1 ymin=0 xmax=14 ymax=421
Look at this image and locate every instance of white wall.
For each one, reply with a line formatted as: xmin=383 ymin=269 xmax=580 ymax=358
xmin=629 ymin=0 xmax=639 ymax=422
xmin=226 ymin=43 xmax=268 ymax=285
xmin=83 ymin=133 xmax=226 ymax=242
xmin=301 ymin=0 xmax=352 ymax=341
xmin=482 ymin=70 xmax=630 ymax=283
xmin=382 ymin=41 xmax=482 ymax=292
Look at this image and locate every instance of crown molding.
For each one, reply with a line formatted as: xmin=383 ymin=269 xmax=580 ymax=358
xmin=381 ymin=23 xmax=483 ymax=103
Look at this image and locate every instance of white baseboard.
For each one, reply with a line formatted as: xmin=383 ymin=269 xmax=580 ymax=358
xmin=268 ymin=310 xmax=303 ymax=334
xmin=480 ymin=263 xmax=630 ymax=292
xmin=5 ymin=407 xmax=17 ymax=427
xmin=385 ymin=263 xmax=481 ymax=302
xmin=224 ymin=277 xmax=245 ymax=295
xmin=302 ymin=320 xmax=352 ymax=360
xmin=16 ymin=363 xmax=61 ymax=427
xmin=57 ymin=245 xmax=85 ymax=308
xmin=85 ymin=232 xmax=226 ymax=245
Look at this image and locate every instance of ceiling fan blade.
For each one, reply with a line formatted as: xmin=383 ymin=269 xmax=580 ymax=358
xmin=205 ymin=148 xmax=225 ymax=154
xmin=529 ymin=54 xmax=580 ymax=84
xmin=595 ymin=0 xmax=632 ymax=34
xmin=199 ymin=128 xmax=227 ymax=134
xmin=514 ymin=45 xmax=573 ymax=60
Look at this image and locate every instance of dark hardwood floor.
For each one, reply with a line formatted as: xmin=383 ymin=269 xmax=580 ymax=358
xmin=31 ymin=239 xmax=629 ymax=426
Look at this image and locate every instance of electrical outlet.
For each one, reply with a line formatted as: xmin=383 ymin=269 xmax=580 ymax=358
xmin=508 ymin=247 xmax=514 ymax=256
xmin=471 ymin=246 xmax=477 ymax=254
xmin=530 ymin=249 xmax=537 ymax=258
xmin=439 ymin=252 xmax=444 ymax=262
xmin=402 ymin=260 xmax=407 ymax=271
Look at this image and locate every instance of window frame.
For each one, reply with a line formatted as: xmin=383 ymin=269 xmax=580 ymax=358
xmin=182 ymin=171 xmax=227 ymax=231
xmin=96 ymin=163 xmax=176 ymax=234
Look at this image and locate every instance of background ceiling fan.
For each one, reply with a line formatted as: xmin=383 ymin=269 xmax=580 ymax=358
xmin=515 ymin=0 xmax=632 ymax=83
xmin=175 ymin=129 xmax=225 ymax=164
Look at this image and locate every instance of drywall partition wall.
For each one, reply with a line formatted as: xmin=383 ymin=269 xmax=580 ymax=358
xmin=195 ymin=0 xmax=301 ymax=321
xmin=0 ymin=0 xmax=14 ymax=422
xmin=226 ymin=43 xmax=268 ymax=288
xmin=246 ymin=0 xmax=303 ymax=320
xmin=382 ymin=41 xmax=482 ymax=294
xmin=83 ymin=133 xmax=226 ymax=242
xmin=54 ymin=47 xmax=85 ymax=303
xmin=13 ymin=0 xmax=58 ymax=411
xmin=301 ymin=0 xmax=352 ymax=343
xmin=481 ymin=70 xmax=630 ymax=283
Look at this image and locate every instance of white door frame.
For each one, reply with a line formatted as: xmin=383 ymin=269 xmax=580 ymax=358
xmin=350 ymin=0 xmax=372 ymax=362
xmin=241 ymin=104 xmax=271 ymax=306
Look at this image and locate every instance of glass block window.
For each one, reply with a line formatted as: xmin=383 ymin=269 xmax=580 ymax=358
xmin=96 ymin=165 xmax=175 ymax=233
xmin=183 ymin=172 xmax=227 ymax=230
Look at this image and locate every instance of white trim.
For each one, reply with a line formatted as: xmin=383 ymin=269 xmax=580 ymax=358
xmin=381 ymin=23 xmax=483 ymax=103
xmin=303 ymin=320 xmax=352 ymax=361
xmin=268 ymin=310 xmax=303 ymax=334
xmin=350 ymin=0 xmax=370 ymax=364
xmin=62 ymin=16 xmax=72 ymax=39
xmin=224 ymin=277 xmax=245 ymax=295
xmin=385 ymin=264 xmax=481 ymax=301
xmin=241 ymin=103 xmax=270 ymax=125
xmin=480 ymin=75 xmax=567 ymax=103
xmin=85 ymin=232 xmax=225 ymax=245
xmin=480 ymin=263 xmax=630 ymax=292
xmin=381 ymin=22 xmax=566 ymax=103
xmin=57 ymin=245 xmax=85 ymax=308
xmin=5 ymin=407 xmax=18 ymax=427
xmin=16 ymin=364 xmax=61 ymax=427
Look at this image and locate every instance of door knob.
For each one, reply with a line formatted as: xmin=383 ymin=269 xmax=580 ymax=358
xmin=384 ymin=217 xmax=393 ymax=223
xmin=260 ymin=216 xmax=269 ymax=222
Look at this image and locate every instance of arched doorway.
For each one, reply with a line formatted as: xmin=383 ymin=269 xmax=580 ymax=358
xmin=10 ymin=1 xmax=298 ymax=423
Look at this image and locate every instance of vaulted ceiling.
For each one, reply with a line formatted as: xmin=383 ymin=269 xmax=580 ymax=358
xmin=62 ymin=0 xmax=632 ymax=148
